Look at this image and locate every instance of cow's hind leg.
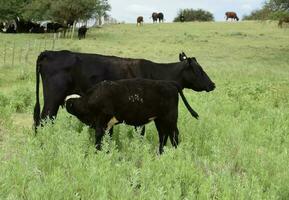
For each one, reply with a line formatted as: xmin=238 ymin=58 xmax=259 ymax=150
xmin=169 ymin=127 xmax=179 ymax=148
xmin=40 ymin=74 xmax=70 ymax=124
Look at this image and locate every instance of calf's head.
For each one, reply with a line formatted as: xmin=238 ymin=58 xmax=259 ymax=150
xmin=179 ymin=52 xmax=215 ymax=92
xmin=65 ymin=94 xmax=92 ymax=125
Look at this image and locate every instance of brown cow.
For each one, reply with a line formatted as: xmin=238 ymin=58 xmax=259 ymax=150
xmin=278 ymin=16 xmax=289 ymax=28
xmin=137 ymin=16 xmax=144 ymax=26
xmin=225 ymin=12 xmax=239 ymax=21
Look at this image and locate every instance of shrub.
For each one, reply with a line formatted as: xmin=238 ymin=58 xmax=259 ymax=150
xmin=10 ymin=86 xmax=34 ymax=113
xmin=174 ymin=8 xmax=214 ymax=22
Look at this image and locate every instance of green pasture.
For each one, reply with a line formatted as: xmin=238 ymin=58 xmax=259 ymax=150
xmin=0 ymin=21 xmax=289 ymax=199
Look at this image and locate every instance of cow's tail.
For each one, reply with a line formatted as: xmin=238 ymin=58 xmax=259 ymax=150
xmin=33 ymin=52 xmax=45 ymax=129
xmin=171 ymin=82 xmax=199 ymax=119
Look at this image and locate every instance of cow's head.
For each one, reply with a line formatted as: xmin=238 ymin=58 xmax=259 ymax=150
xmin=179 ymin=52 xmax=215 ymax=92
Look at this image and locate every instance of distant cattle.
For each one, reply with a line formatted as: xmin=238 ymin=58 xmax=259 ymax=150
xmin=180 ymin=15 xmax=185 ymax=22
xmin=0 ymin=22 xmax=4 ymax=32
xmin=65 ymin=79 xmax=199 ymax=153
xmin=158 ymin=12 xmax=164 ymax=23
xmin=15 ymin=18 xmax=32 ymax=33
xmin=152 ymin=12 xmax=158 ymax=23
xmin=46 ymin=22 xmax=63 ymax=33
xmin=30 ymin=24 xmax=45 ymax=33
xmin=6 ymin=24 xmax=16 ymax=33
xmin=278 ymin=16 xmax=289 ymax=28
xmin=78 ymin=26 xmax=88 ymax=40
xmin=33 ymin=51 xmax=215 ymax=132
xmin=225 ymin=12 xmax=239 ymax=21
xmin=137 ymin=16 xmax=144 ymax=26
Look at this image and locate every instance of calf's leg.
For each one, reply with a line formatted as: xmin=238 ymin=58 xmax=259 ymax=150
xmin=154 ymin=119 xmax=167 ymax=154
xmin=95 ymin=126 xmax=105 ymax=150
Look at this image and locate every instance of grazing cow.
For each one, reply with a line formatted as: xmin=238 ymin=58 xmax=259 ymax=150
xmin=278 ymin=16 xmax=289 ymax=28
xmin=33 ymin=51 xmax=215 ymax=130
xmin=158 ymin=12 xmax=164 ymax=23
xmin=65 ymin=79 xmax=199 ymax=154
xmin=78 ymin=26 xmax=88 ymax=40
xmin=137 ymin=16 xmax=144 ymax=26
xmin=152 ymin=12 xmax=158 ymax=23
xmin=225 ymin=12 xmax=239 ymax=21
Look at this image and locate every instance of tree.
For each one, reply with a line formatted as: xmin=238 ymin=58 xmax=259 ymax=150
xmin=243 ymin=0 xmax=289 ymax=20
xmin=174 ymin=9 xmax=214 ymax=22
xmin=23 ymin=0 xmax=98 ymax=24
xmin=0 ymin=0 xmax=31 ymax=20
xmin=265 ymin=0 xmax=289 ymax=11
xmin=243 ymin=7 xmax=272 ymax=20
xmin=94 ymin=0 xmax=111 ymax=26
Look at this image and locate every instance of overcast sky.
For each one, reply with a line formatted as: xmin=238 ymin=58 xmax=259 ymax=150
xmin=108 ymin=0 xmax=264 ymax=23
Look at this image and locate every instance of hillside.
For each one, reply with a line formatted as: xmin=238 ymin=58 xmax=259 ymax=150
xmin=0 ymin=21 xmax=289 ymax=199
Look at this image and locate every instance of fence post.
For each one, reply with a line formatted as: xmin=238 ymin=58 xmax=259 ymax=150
xmin=3 ymin=42 xmax=6 ymax=65
xmin=71 ymin=21 xmax=76 ymax=39
xmin=37 ymin=39 xmax=42 ymax=54
xmin=44 ymin=38 xmax=47 ymax=50
xmin=25 ymin=41 xmax=31 ymax=68
xmin=12 ymin=41 xmax=15 ymax=67
xmin=52 ymin=35 xmax=56 ymax=50
xmin=19 ymin=47 xmax=23 ymax=66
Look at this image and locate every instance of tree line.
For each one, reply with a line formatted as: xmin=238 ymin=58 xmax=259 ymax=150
xmin=0 ymin=0 xmax=111 ymax=26
xmin=243 ymin=0 xmax=289 ymax=20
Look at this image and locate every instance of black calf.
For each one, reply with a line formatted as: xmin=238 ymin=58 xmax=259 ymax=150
xmin=65 ymin=79 xmax=199 ymax=154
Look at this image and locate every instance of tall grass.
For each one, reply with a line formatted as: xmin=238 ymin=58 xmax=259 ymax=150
xmin=0 ymin=21 xmax=289 ymax=199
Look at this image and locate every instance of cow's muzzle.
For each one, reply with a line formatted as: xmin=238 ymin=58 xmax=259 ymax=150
xmin=206 ymin=82 xmax=216 ymax=92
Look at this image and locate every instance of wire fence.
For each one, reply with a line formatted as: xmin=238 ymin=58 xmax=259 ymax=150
xmin=1 ymin=38 xmax=59 ymax=68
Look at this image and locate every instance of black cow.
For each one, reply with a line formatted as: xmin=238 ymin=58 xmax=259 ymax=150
xmin=34 ymin=51 xmax=215 ymax=130
xmin=152 ymin=12 xmax=158 ymax=23
xmin=180 ymin=15 xmax=185 ymax=22
xmin=158 ymin=12 xmax=164 ymax=23
xmin=30 ymin=24 xmax=45 ymax=33
xmin=65 ymin=79 xmax=199 ymax=154
xmin=46 ymin=22 xmax=63 ymax=33
xmin=6 ymin=24 xmax=16 ymax=33
xmin=137 ymin=16 xmax=144 ymax=26
xmin=78 ymin=26 xmax=88 ymax=40
xmin=0 ymin=22 xmax=4 ymax=32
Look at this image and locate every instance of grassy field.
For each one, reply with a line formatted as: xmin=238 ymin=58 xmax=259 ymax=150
xmin=0 ymin=21 xmax=289 ymax=199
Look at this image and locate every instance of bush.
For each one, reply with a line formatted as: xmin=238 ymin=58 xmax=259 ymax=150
xmin=174 ymin=8 xmax=214 ymax=22
xmin=243 ymin=0 xmax=289 ymax=21
xmin=10 ymin=86 xmax=34 ymax=113
xmin=243 ymin=8 xmax=272 ymax=20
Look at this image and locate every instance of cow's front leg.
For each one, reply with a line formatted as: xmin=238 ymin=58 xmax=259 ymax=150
xmin=94 ymin=115 xmax=115 ymax=150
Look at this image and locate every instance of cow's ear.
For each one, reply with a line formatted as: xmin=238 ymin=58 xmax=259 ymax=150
xmin=179 ymin=53 xmax=184 ymax=61
xmin=179 ymin=52 xmax=187 ymax=61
